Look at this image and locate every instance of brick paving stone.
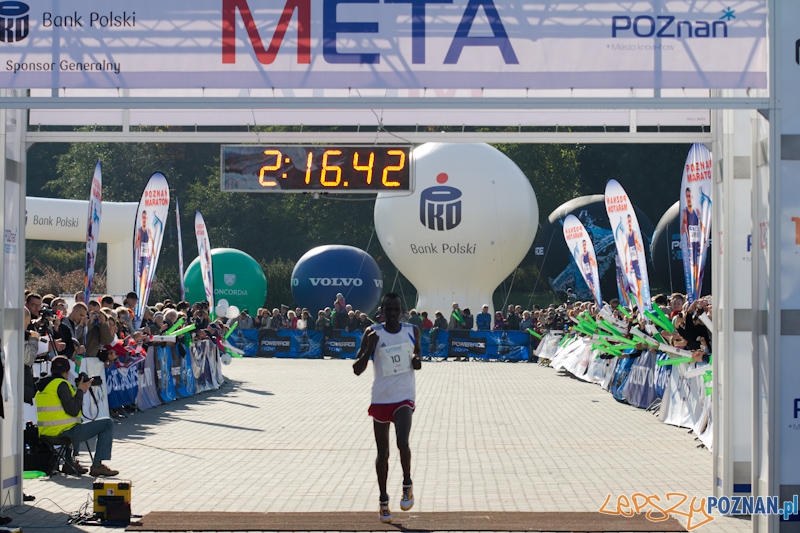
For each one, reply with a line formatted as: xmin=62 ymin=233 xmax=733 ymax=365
xmin=8 ymin=359 xmax=750 ymax=533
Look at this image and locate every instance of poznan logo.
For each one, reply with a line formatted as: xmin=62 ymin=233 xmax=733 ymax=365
xmin=224 ymin=274 xmax=236 ymax=286
xmin=419 ymin=173 xmax=462 ymax=231
xmin=0 ymin=1 xmax=29 ymax=43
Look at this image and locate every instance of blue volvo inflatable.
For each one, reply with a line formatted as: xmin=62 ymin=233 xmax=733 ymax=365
xmin=291 ymin=245 xmax=383 ymax=314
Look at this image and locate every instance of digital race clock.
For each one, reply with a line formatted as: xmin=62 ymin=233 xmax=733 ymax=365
xmin=221 ymin=145 xmax=413 ymax=193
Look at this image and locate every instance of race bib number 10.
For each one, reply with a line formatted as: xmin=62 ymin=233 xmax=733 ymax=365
xmin=378 ymin=343 xmax=413 ymax=377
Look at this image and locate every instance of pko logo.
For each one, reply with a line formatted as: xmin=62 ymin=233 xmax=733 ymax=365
xmin=611 ymin=10 xmax=731 ymax=38
xmin=420 ymin=183 xmax=462 ymax=231
xmin=0 ymin=1 xmax=29 ymax=43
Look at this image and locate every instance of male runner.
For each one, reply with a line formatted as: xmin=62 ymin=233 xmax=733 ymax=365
xmin=353 ymin=293 xmax=422 ymax=524
xmin=135 ymin=211 xmax=152 ymax=297
xmin=580 ymin=240 xmax=597 ymax=299
xmin=681 ymin=188 xmax=702 ymax=294
xmin=624 ymin=214 xmax=644 ymax=304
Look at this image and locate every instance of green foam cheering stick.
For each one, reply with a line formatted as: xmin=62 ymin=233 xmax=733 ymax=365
xmin=643 ymin=310 xmax=673 ymax=332
xmin=164 ymin=317 xmax=185 ymax=335
xmin=656 ymin=356 xmax=694 ymax=366
xmin=598 ymin=319 xmax=623 ymax=338
xmin=224 ymin=322 xmax=238 ymax=340
xmin=526 ymin=328 xmax=543 ymax=340
xmin=452 ymin=308 xmax=465 ymax=325
xmin=170 ymin=324 xmax=196 ymax=337
xmin=617 ymin=305 xmax=632 ymax=318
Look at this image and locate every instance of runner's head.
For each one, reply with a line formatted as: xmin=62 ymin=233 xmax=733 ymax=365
xmin=381 ymin=293 xmax=403 ymax=325
xmin=685 ymin=187 xmax=693 ymax=207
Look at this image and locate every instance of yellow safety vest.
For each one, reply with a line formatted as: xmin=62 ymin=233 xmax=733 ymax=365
xmin=35 ymin=378 xmax=81 ymax=438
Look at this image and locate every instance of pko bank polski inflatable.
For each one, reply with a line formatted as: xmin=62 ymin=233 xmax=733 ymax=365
xmin=291 ymin=245 xmax=383 ymax=314
xmin=374 ymin=143 xmax=538 ymax=321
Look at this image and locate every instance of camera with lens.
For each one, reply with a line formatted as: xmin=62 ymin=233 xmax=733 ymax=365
xmin=39 ymin=307 xmax=55 ymax=319
xmin=76 ymin=372 xmax=102 ymax=387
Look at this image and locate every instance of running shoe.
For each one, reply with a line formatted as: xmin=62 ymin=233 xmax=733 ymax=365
xmin=379 ymin=500 xmax=392 ymax=523
xmin=400 ymin=484 xmax=414 ymax=511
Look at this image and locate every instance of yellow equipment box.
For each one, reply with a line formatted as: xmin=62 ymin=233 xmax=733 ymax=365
xmin=93 ymin=478 xmax=132 ymax=522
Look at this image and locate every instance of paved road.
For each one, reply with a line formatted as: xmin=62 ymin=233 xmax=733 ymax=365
xmin=10 ymin=358 xmax=749 ymax=533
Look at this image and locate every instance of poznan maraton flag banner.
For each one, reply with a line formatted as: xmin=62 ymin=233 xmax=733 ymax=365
xmin=133 ymin=173 xmax=170 ymax=328
xmin=563 ymin=214 xmax=602 ymax=307
xmin=605 ymin=179 xmax=651 ymax=311
xmin=680 ymin=143 xmax=713 ymax=303
xmin=176 ymin=198 xmax=186 ymax=302
xmin=84 ymin=161 xmax=102 ymax=303
xmin=194 ymin=211 xmax=215 ymax=314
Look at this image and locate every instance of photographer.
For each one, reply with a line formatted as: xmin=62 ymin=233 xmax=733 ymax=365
xmin=34 ymin=356 xmax=119 ymax=477
xmin=84 ymin=306 xmax=113 ymax=359
xmin=23 ymin=307 xmax=39 ymax=405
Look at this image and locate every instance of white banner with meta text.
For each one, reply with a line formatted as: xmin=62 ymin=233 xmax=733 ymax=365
xmin=0 ymin=0 xmax=766 ymax=90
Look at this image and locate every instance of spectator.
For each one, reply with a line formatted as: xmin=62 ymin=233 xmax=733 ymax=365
xmin=100 ymin=295 xmax=115 ymax=309
xmin=334 ymin=303 xmax=348 ymax=330
xmin=358 ymin=312 xmax=371 ymax=331
xmin=346 ymin=311 xmax=360 ymax=332
xmin=475 ymin=305 xmax=492 ymax=331
xmin=85 ymin=308 xmax=114 ymax=358
xmin=433 ymin=311 xmax=447 ymax=331
xmin=23 ymin=307 xmax=38 ymax=406
xmin=461 ymin=308 xmax=474 ymax=330
xmin=286 ymin=310 xmax=298 ymax=330
xmin=669 ymin=293 xmax=685 ymax=319
xmin=74 ymin=291 xmax=85 ymax=304
xmin=448 ymin=302 xmax=464 ymax=330
xmin=493 ymin=311 xmax=505 ymax=331
xmin=408 ymin=309 xmax=423 ymax=331
xmin=315 ymin=310 xmax=332 ymax=337
xmin=505 ymin=304 xmax=520 ymax=331
xmin=520 ymin=310 xmax=533 ymax=331
xmin=296 ymin=311 xmax=308 ymax=331
xmin=420 ymin=311 xmax=433 ymax=331
xmin=303 ymin=309 xmax=315 ymax=330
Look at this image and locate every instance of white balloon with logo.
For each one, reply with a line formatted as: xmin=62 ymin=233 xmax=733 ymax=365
xmin=374 ymin=143 xmax=538 ymax=323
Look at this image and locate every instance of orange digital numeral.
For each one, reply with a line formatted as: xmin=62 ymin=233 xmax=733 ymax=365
xmin=258 ymin=149 xmax=282 ymax=187
xmin=381 ymin=149 xmax=405 ymax=187
xmin=321 ymin=150 xmax=343 ymax=187
xmin=353 ymin=151 xmax=375 ymax=184
xmin=304 ymin=152 xmax=314 ymax=184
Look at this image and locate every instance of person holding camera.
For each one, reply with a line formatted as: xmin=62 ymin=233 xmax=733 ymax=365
xmin=34 ymin=356 xmax=119 ymax=477
xmin=85 ymin=305 xmax=113 ymax=359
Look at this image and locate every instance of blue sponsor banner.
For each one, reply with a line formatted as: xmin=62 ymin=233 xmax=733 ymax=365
xmin=180 ymin=342 xmax=196 ymax=397
xmin=156 ymin=345 xmax=179 ymax=403
xmin=105 ymin=361 xmax=141 ymax=409
xmin=280 ymin=330 xmax=324 ymax=359
xmin=610 ymin=352 xmax=636 ymax=402
xmin=323 ymin=330 xmax=360 ymax=359
xmin=423 ymin=329 xmax=448 ymax=358
xmin=653 ymin=352 xmax=673 ymax=398
xmin=232 ymin=329 xmax=260 ymax=357
xmin=447 ymin=330 xmax=529 ymax=361
xmin=622 ymin=349 xmax=658 ymax=408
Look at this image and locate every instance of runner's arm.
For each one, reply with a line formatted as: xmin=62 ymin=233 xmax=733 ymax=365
xmin=412 ymin=326 xmax=422 ymax=370
xmin=353 ymin=328 xmax=378 ymax=376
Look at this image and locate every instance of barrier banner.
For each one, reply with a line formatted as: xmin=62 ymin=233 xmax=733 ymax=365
xmin=155 ymin=345 xmax=179 ymax=403
xmin=283 ymin=330 xmax=323 ymax=358
xmin=176 ymin=197 xmax=186 ymax=302
xmin=622 ymin=349 xmax=658 ymax=408
xmin=601 ymin=356 xmax=619 ymax=391
xmin=323 ymin=330 xmax=360 ymax=359
xmin=194 ymin=211 xmax=215 ymax=313
xmin=653 ymin=352 xmax=673 ymax=398
xmin=679 ymin=143 xmax=713 ymax=302
xmin=610 ymin=354 xmax=636 ymax=402
xmin=581 ymin=352 xmax=608 ymax=383
xmin=660 ymin=364 xmax=706 ymax=429
xmin=563 ymin=214 xmax=602 ymax=307
xmin=133 ymin=173 xmax=170 ymax=328
xmin=136 ymin=347 xmax=161 ymax=410
xmin=231 ymin=329 xmax=259 ymax=357
xmin=190 ymin=340 xmax=215 ymax=393
xmin=423 ymin=329 xmax=448 ymax=359
xmin=105 ymin=360 xmax=141 ymax=409
xmin=84 ymin=161 xmax=102 ymax=303
xmin=448 ymin=330 xmax=529 ymax=361
xmin=179 ymin=341 xmax=196 ymax=397
xmin=605 ymin=179 xmax=651 ymax=311
xmin=80 ymin=357 xmax=110 ymax=421
xmin=256 ymin=329 xmax=291 ymax=358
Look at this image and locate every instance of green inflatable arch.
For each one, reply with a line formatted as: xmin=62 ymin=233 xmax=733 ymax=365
xmin=184 ymin=248 xmax=267 ymax=313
